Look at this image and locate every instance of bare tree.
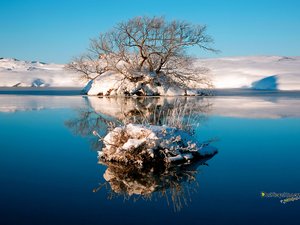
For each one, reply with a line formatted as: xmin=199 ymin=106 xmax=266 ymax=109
xmin=66 ymin=54 xmax=108 ymax=82
xmin=67 ymin=16 xmax=216 ymax=89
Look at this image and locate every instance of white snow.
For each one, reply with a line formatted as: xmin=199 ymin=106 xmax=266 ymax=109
xmin=199 ymin=56 xmax=300 ymax=90
xmin=0 ymin=58 xmax=83 ymax=87
xmin=1 ymin=56 xmax=299 ymax=91
xmin=122 ymin=138 xmax=147 ymax=151
xmin=86 ymin=72 xmax=125 ymax=95
xmin=98 ymin=123 xmax=217 ymax=165
xmin=85 ymin=55 xmax=300 ymax=95
xmin=85 ymin=71 xmax=187 ymax=96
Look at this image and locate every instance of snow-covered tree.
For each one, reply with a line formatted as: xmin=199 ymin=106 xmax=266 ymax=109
xmin=67 ymin=16 xmax=217 ymax=95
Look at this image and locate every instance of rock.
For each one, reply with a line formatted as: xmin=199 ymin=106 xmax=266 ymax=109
xmin=85 ymin=72 xmax=203 ymax=96
xmin=98 ymin=123 xmax=217 ymax=166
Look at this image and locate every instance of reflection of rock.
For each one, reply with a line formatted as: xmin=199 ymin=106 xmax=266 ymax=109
xmin=99 ymin=123 xmax=217 ymax=166
xmin=96 ymin=155 xmax=216 ymax=211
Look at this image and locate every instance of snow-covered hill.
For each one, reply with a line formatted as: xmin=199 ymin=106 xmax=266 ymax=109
xmin=200 ymin=56 xmax=300 ymax=90
xmin=0 ymin=58 xmax=83 ymax=87
xmin=0 ymin=56 xmax=299 ymax=90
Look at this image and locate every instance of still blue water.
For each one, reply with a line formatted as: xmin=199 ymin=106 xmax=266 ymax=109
xmin=0 ymin=95 xmax=300 ymax=225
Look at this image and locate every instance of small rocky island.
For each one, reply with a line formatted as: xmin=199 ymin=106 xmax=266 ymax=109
xmin=96 ymin=123 xmax=217 ymax=166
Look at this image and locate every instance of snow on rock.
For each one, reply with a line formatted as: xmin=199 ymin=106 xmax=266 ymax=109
xmin=165 ymin=86 xmax=186 ymax=96
xmin=85 ymin=71 xmax=190 ymax=96
xmin=98 ymin=123 xmax=217 ymax=166
xmin=0 ymin=58 xmax=83 ymax=87
xmin=86 ymin=72 xmax=126 ymax=95
xmin=186 ymin=89 xmax=201 ymax=96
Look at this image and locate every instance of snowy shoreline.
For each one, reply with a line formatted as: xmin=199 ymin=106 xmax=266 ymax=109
xmin=1 ymin=87 xmax=300 ymax=97
xmin=1 ymin=56 xmax=300 ymax=93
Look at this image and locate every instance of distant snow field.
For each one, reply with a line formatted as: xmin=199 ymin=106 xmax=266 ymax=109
xmin=0 ymin=58 xmax=83 ymax=87
xmin=0 ymin=56 xmax=299 ymax=90
xmin=200 ymin=56 xmax=300 ymax=90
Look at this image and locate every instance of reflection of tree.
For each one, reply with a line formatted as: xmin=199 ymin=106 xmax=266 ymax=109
xmin=121 ymin=97 xmax=212 ymax=134
xmin=64 ymin=98 xmax=119 ymax=150
xmin=65 ymin=96 xmax=212 ymax=150
xmin=94 ymin=155 xmax=216 ymax=212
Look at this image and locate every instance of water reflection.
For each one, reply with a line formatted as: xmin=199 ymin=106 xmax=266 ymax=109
xmin=1 ymin=94 xmax=300 ymax=119
xmin=86 ymin=96 xmax=212 ymax=125
xmin=210 ymin=96 xmax=300 ymax=118
xmin=95 ymin=155 xmax=216 ymax=211
xmin=65 ymin=96 xmax=216 ymax=211
xmin=65 ymin=97 xmax=212 ymax=149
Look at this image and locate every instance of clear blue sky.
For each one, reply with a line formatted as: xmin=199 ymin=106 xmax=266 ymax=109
xmin=1 ymin=0 xmax=299 ymax=63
